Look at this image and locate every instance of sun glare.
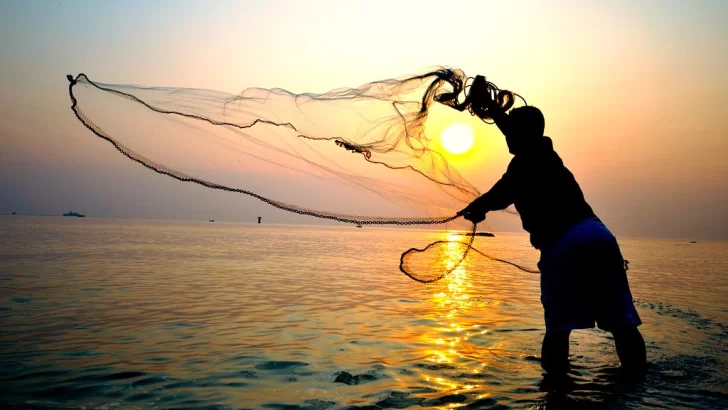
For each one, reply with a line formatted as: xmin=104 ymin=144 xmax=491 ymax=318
xmin=440 ymin=123 xmax=474 ymax=155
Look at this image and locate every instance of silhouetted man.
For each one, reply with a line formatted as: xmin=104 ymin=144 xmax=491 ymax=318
xmin=459 ymin=99 xmax=646 ymax=376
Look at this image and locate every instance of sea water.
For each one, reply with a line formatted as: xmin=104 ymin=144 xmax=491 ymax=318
xmin=1 ymin=216 xmax=726 ymax=409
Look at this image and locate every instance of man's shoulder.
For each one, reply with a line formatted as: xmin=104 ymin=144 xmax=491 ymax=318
xmin=511 ymin=137 xmax=557 ymax=160
xmin=508 ymin=140 xmax=564 ymax=174
xmin=539 ymin=137 xmax=563 ymax=163
xmin=505 ymin=155 xmax=520 ymax=172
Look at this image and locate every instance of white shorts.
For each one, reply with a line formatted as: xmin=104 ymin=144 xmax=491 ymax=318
xmin=538 ymin=218 xmax=642 ymax=332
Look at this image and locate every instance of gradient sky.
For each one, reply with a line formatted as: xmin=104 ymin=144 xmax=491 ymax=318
xmin=1 ymin=0 xmax=726 ymax=239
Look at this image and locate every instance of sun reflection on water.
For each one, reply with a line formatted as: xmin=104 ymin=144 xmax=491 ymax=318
xmin=418 ymin=231 xmax=489 ymax=401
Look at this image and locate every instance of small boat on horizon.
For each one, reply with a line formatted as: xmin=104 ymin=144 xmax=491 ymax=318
xmin=454 ymin=231 xmax=494 ymax=237
xmin=63 ymin=210 xmax=85 ymax=218
xmin=209 ymin=219 xmax=215 ymax=223
xmin=356 ymin=223 xmax=363 ymax=228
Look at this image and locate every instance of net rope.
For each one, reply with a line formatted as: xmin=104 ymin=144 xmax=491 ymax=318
xmin=66 ymin=70 xmax=537 ymax=283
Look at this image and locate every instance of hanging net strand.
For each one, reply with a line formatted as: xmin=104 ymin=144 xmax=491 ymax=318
xmin=66 ymin=68 xmax=536 ymax=282
xmin=399 ymin=223 xmax=477 ymax=283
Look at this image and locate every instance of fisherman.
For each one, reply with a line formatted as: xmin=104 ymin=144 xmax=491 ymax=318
xmin=459 ymin=79 xmax=646 ymax=375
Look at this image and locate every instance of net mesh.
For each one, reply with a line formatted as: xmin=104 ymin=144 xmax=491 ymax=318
xmin=66 ymin=68 xmax=536 ymax=282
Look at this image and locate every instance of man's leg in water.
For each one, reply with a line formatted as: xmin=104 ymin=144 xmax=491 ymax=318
xmin=541 ymin=330 xmax=571 ymax=374
xmin=612 ymin=326 xmax=646 ymax=375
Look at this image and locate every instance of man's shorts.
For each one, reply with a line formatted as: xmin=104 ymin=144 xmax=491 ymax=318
xmin=537 ymin=217 xmax=642 ymax=332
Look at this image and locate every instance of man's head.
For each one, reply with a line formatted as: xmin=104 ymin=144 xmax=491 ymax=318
xmin=505 ymin=106 xmax=545 ymax=155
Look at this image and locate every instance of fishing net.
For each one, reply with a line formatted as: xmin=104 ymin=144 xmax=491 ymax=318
xmin=66 ymin=68 xmax=535 ymax=283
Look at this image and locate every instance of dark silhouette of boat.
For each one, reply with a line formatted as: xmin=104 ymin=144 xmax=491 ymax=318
xmin=356 ymin=223 xmax=363 ymax=228
xmin=454 ymin=232 xmax=494 ymax=237
xmin=63 ymin=210 xmax=85 ymax=217
xmin=209 ymin=219 xmax=215 ymax=223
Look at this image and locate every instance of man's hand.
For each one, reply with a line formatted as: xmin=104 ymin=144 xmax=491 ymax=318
xmin=468 ymin=76 xmax=505 ymax=118
xmin=457 ymin=205 xmax=486 ymax=224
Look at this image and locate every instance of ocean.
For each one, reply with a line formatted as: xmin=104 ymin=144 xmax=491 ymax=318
xmin=1 ymin=216 xmax=726 ymax=409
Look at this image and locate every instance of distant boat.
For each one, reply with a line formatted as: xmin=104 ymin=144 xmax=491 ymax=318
xmin=454 ymin=232 xmax=494 ymax=237
xmin=209 ymin=219 xmax=215 ymax=223
xmin=63 ymin=210 xmax=85 ymax=217
xmin=356 ymin=223 xmax=363 ymax=228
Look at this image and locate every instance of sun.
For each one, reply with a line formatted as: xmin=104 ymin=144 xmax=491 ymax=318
xmin=440 ymin=123 xmax=474 ymax=155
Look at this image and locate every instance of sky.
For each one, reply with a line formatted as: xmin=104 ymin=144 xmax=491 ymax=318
xmin=1 ymin=0 xmax=727 ymax=239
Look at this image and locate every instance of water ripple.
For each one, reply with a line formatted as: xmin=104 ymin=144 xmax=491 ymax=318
xmin=0 ymin=217 xmax=726 ymax=409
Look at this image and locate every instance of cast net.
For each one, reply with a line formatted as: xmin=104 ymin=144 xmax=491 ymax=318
xmin=66 ymin=68 xmax=535 ymax=283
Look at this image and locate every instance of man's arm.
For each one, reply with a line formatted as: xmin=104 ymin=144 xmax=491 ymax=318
xmin=469 ymin=172 xmax=514 ymax=212
xmin=459 ymin=170 xmax=514 ymax=222
xmin=468 ymin=76 xmax=512 ymax=139
xmin=488 ymin=108 xmax=512 ymax=140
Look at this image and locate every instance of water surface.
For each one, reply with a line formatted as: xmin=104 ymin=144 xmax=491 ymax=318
xmin=1 ymin=217 xmax=726 ymax=409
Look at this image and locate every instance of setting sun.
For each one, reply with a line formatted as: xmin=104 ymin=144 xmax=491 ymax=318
xmin=440 ymin=123 xmax=474 ymax=155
